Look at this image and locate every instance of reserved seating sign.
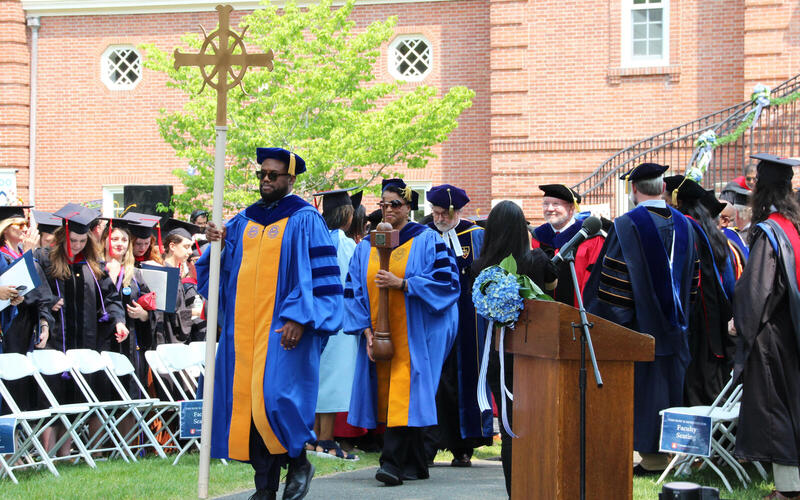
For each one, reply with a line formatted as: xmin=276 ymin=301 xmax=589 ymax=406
xmin=0 ymin=417 xmax=15 ymax=453
xmin=659 ymin=412 xmax=712 ymax=457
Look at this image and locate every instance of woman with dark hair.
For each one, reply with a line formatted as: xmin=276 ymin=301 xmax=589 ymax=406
xmin=151 ymin=228 xmax=193 ymax=347
xmin=734 ymin=154 xmax=800 ymax=500
xmin=471 ymin=200 xmax=557 ymax=496
xmin=345 ymin=178 xmax=460 ymax=486
xmin=345 ymin=203 xmax=368 ymax=243
xmin=665 ymin=176 xmax=736 ymax=407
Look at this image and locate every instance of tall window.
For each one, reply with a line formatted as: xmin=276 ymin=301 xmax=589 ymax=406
xmin=101 ymin=46 xmax=142 ymax=90
xmin=622 ymin=0 xmax=669 ymax=67
xmin=388 ymin=36 xmax=432 ymax=82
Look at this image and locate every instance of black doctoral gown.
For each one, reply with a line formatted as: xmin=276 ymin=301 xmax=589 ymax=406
xmin=683 ymin=221 xmax=735 ymax=406
xmin=734 ymin=221 xmax=800 ymax=466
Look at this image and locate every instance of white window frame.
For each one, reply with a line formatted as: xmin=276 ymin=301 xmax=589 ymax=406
xmin=405 ymin=180 xmax=432 ymax=222
xmin=102 ymin=185 xmax=124 ymax=218
xmin=388 ymin=35 xmax=433 ymax=82
xmin=621 ymin=0 xmax=669 ymax=68
xmin=101 ymin=45 xmax=143 ymax=90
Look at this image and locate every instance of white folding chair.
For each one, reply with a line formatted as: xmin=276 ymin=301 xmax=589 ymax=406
xmin=100 ymin=351 xmax=168 ymax=459
xmin=154 ymin=344 xmax=211 ymax=464
xmin=657 ymin=374 xmax=767 ymax=492
xmin=156 ymin=343 xmax=199 ymax=400
xmin=21 ymin=351 xmax=98 ymax=470
xmin=0 ymin=354 xmax=58 ymax=483
xmin=143 ymin=349 xmax=182 ymax=454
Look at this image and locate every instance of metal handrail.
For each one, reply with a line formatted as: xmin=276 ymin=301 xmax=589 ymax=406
xmin=573 ymin=73 xmax=800 ymax=216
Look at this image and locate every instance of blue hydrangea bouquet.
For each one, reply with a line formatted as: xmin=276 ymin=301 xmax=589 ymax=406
xmin=472 ymin=254 xmax=552 ymax=327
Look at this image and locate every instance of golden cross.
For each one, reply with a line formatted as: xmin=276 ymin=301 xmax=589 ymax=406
xmin=174 ymin=4 xmax=274 ymax=126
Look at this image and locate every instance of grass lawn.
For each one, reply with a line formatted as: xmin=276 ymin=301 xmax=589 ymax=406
xmin=1 ymin=443 xmax=777 ymax=499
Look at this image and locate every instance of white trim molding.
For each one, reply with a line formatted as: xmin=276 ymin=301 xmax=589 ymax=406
xmin=620 ymin=0 xmax=670 ymax=68
xmin=22 ymin=0 xmax=456 ymax=17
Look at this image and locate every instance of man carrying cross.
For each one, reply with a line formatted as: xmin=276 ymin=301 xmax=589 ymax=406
xmin=197 ymin=148 xmax=343 ymax=500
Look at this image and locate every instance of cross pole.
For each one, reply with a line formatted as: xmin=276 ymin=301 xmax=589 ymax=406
xmin=172 ymin=5 xmax=273 ymax=498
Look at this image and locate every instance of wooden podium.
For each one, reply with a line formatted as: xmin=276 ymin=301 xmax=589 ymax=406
xmin=505 ymin=300 xmax=654 ymax=500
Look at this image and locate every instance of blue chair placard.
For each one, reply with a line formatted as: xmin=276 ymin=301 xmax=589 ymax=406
xmin=179 ymin=400 xmax=203 ymax=440
xmin=659 ymin=411 xmax=712 ymax=457
xmin=0 ymin=417 xmax=16 ymax=454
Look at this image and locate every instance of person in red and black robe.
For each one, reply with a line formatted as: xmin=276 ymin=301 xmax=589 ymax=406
xmin=734 ymin=153 xmax=800 ymax=499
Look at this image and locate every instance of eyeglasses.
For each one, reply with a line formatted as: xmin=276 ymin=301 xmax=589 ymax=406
xmin=256 ymin=171 xmax=291 ymax=182
xmin=378 ymin=200 xmax=406 ymax=209
xmin=10 ymin=223 xmax=26 ymax=229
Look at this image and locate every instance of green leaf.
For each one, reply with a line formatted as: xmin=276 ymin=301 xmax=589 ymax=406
xmin=141 ymin=0 xmax=474 ymax=216
xmin=499 ymin=255 xmax=517 ymax=274
xmin=518 ymin=274 xmax=553 ymax=301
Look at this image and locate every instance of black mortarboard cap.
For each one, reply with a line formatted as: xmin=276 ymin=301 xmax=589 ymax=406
xmin=313 ymin=188 xmax=356 ymax=214
xmin=720 ymin=182 xmax=751 ymax=206
xmin=381 ymin=178 xmax=419 ymax=210
xmin=664 ymin=175 xmax=706 ymax=202
xmin=538 ymin=184 xmax=581 ymax=206
xmin=54 ymin=203 xmax=99 ymax=235
xmin=350 ymin=191 xmax=362 ymax=211
xmin=32 ymin=210 xmax=61 ymax=234
xmin=256 ymin=147 xmax=307 ymax=175
xmin=751 ymin=153 xmax=800 ymax=185
xmin=164 ymin=218 xmax=202 ymax=241
xmin=0 ymin=205 xmax=31 ymax=222
xmin=122 ymin=211 xmax=165 ymax=254
xmin=619 ymin=162 xmax=669 ymax=182
xmin=701 ymin=190 xmax=727 ymax=219
xmin=426 ymin=184 xmax=470 ymax=211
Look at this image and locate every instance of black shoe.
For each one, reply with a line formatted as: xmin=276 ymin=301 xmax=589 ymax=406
xmin=632 ymin=464 xmax=661 ymax=477
xmin=451 ymin=453 xmax=472 ymax=467
xmin=375 ymin=467 xmax=403 ymax=486
xmin=248 ymin=489 xmax=277 ymax=500
xmin=282 ymin=457 xmax=315 ymax=500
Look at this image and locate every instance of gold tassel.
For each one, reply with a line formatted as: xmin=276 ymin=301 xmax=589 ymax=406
xmin=447 ymin=188 xmax=454 ymax=215
xmin=288 ymin=153 xmax=296 ymax=176
xmin=401 ymin=186 xmax=412 ymax=202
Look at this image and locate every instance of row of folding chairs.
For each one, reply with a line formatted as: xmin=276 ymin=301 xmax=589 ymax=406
xmin=0 ymin=341 xmax=215 ymax=483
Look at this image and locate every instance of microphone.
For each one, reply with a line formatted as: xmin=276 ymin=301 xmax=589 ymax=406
xmin=551 ymin=216 xmax=603 ymax=264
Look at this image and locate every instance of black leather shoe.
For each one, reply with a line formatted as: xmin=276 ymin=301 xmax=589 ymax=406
xmin=282 ymin=456 xmax=315 ymax=500
xmin=248 ymin=489 xmax=277 ymax=500
xmin=375 ymin=467 xmax=403 ymax=486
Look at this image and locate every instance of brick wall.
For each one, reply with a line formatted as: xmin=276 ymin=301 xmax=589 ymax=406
xmin=16 ymin=0 xmax=800 ymax=222
xmin=0 ymin=0 xmax=29 ymax=201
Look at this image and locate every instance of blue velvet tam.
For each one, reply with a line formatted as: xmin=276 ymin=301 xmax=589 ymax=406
xmin=619 ymin=162 xmax=669 ymax=182
xmin=426 ymin=184 xmax=470 ymax=211
xmin=256 ymin=147 xmax=306 ymax=175
xmin=381 ymin=178 xmax=419 ymax=210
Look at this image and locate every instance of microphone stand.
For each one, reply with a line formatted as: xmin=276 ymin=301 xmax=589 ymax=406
xmin=562 ymin=250 xmax=603 ymax=500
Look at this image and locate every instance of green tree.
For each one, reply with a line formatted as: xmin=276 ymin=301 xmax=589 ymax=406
xmin=142 ymin=0 xmax=474 ymax=214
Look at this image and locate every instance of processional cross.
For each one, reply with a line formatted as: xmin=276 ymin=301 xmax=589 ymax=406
xmin=173 ymin=5 xmax=273 ymax=498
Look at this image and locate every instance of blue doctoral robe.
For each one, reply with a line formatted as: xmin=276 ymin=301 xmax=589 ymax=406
xmin=722 ymin=227 xmax=749 ymax=261
xmin=427 ymin=219 xmax=493 ymax=439
xmin=344 ymin=222 xmax=460 ymax=429
xmin=584 ymin=204 xmax=698 ymax=453
xmin=316 ymin=229 xmax=358 ymax=413
xmin=196 ymin=195 xmax=343 ymax=461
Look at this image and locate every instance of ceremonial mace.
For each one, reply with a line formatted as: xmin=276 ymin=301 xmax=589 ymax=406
xmin=370 ymin=220 xmax=399 ymax=360
xmin=172 ymin=5 xmax=273 ymax=498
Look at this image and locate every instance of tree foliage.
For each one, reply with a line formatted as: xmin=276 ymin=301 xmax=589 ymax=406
xmin=142 ymin=0 xmax=474 ymax=214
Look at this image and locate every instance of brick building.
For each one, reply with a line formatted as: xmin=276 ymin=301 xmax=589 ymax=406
xmin=1 ymin=0 xmax=798 ymax=220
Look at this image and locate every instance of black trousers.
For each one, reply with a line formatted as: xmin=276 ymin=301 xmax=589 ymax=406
xmin=488 ymin=347 xmax=513 ymax=497
xmin=380 ymin=426 xmax=429 ymax=480
xmin=249 ymin=420 xmax=292 ymax=492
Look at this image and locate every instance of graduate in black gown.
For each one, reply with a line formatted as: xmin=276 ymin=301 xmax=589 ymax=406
xmin=584 ymin=163 xmax=698 ymax=475
xmin=423 ymin=184 xmax=492 ymax=466
xmin=664 ymin=176 xmax=736 ymax=407
xmin=36 ymin=204 xmax=127 ymax=455
xmin=733 ymin=154 xmax=800 ymax=499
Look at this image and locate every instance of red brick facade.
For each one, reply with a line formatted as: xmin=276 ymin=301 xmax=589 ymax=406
xmin=4 ymin=0 xmax=800 ymax=220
